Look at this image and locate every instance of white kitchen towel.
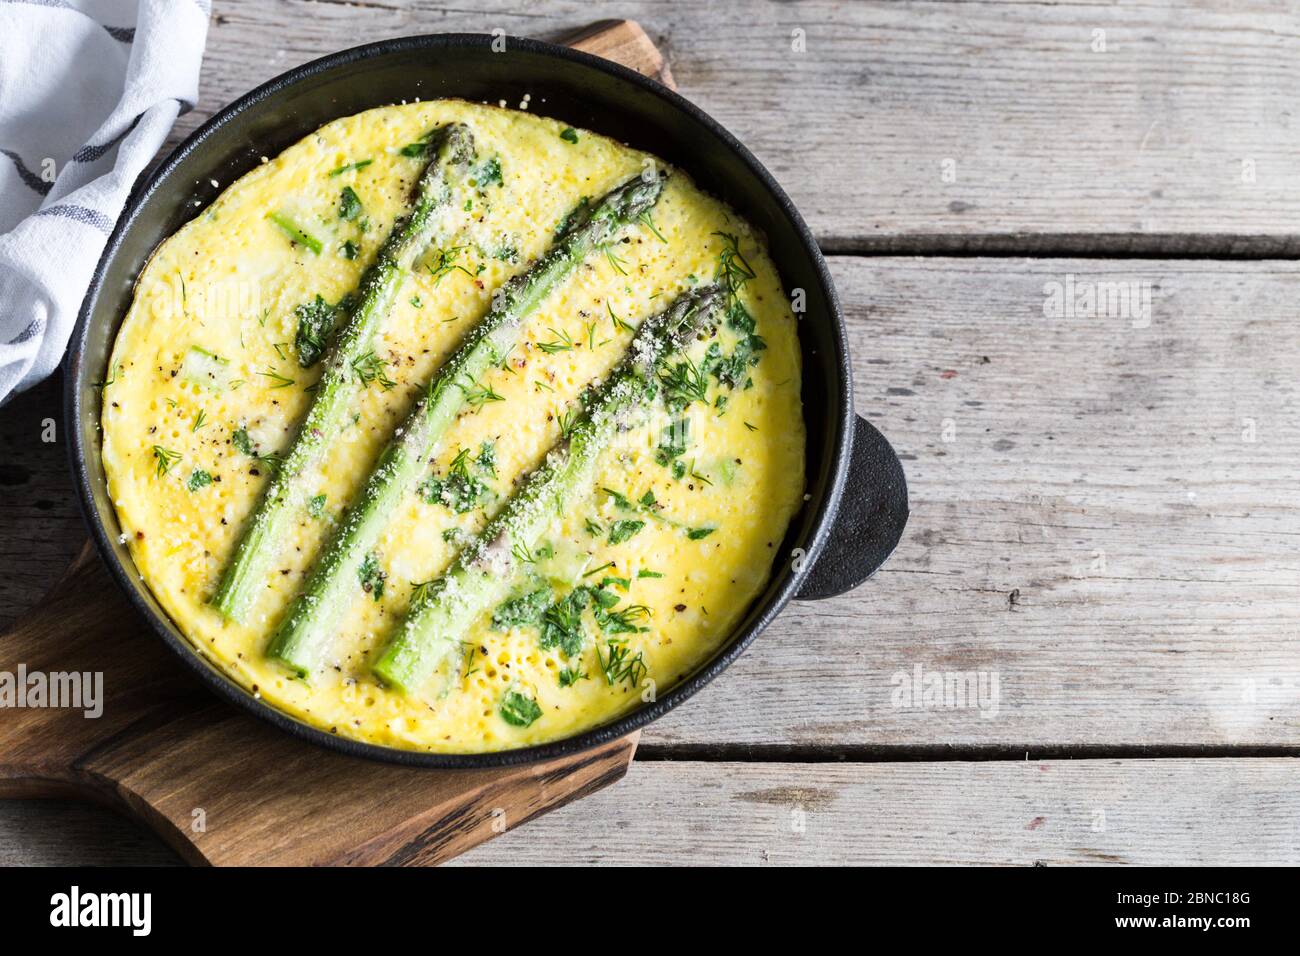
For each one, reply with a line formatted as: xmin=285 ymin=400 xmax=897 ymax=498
xmin=0 ymin=0 xmax=209 ymax=404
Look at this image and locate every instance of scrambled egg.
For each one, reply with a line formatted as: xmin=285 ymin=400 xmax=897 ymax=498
xmin=101 ymin=100 xmax=805 ymax=752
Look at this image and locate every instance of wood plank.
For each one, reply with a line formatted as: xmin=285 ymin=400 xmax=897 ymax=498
xmin=455 ymin=759 xmax=1300 ymax=866
xmin=4 ymin=257 xmax=1298 ymax=749
xmin=650 ymin=257 xmax=1300 ymax=750
xmin=181 ymin=0 xmax=1300 ymax=252
xmin=4 ymin=758 xmax=1297 ymax=865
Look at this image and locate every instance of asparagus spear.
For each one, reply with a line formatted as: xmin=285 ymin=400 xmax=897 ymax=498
xmin=210 ymin=124 xmax=475 ymax=623
xmin=266 ymin=172 xmax=668 ymax=676
xmin=371 ymin=283 xmax=724 ymax=694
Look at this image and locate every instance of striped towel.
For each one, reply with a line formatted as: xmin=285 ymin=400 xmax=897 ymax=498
xmin=0 ymin=0 xmax=209 ymax=404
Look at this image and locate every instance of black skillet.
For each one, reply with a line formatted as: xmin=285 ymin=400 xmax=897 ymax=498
xmin=66 ymin=34 xmax=909 ymax=768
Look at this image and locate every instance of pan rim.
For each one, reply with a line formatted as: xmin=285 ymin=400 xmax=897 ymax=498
xmin=66 ymin=31 xmax=853 ymax=769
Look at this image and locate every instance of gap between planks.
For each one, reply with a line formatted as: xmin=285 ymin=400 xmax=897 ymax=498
xmin=635 ymin=743 xmax=1300 ymax=763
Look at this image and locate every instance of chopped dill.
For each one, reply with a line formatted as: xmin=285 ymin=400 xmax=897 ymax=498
xmin=538 ymin=328 xmax=574 ymax=354
xmin=658 ymin=355 xmax=708 ymax=410
xmin=638 ymin=209 xmax=668 ymax=243
xmin=459 ymin=379 xmax=504 ymax=407
xmin=601 ymin=243 xmax=629 ymax=275
xmin=151 ymin=445 xmax=181 ymax=477
xmin=258 ymin=369 xmax=296 ymax=389
xmin=351 ymin=351 xmax=396 ymax=390
xmin=607 ymin=301 xmax=635 ymax=334
xmin=597 ymin=638 xmax=648 ymax=688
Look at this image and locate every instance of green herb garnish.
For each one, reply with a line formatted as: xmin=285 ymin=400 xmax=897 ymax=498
xmin=268 ymin=212 xmax=322 ymax=254
xmin=500 ymin=691 xmax=543 ymax=727
xmin=608 ymin=519 xmax=645 ymax=545
xmin=293 ymin=294 xmax=349 ymax=368
xmin=459 ymin=379 xmax=504 ymax=408
xmin=476 ymin=440 xmax=497 ymax=480
xmin=328 ymin=159 xmax=372 ymax=177
xmin=597 ymin=638 xmax=647 ymax=688
xmin=358 ymin=552 xmax=387 ymax=600
xmin=558 ymin=666 xmax=588 ymax=688
xmin=351 ymin=350 xmax=396 ymax=390
xmin=658 ymin=354 xmax=708 ymax=410
xmin=419 ymin=448 xmax=489 ymax=513
xmin=152 ymin=445 xmax=181 ymax=477
xmin=426 ymin=244 xmax=474 ymax=285
xmin=339 ymin=186 xmax=363 ymax=221
xmin=492 ymin=587 xmax=552 ymax=630
xmin=259 ymin=369 xmax=295 ymax=389
xmin=540 ymin=588 xmax=590 ymax=656
xmin=474 ymin=156 xmax=503 ymax=187
xmin=538 ymin=328 xmax=574 ymax=354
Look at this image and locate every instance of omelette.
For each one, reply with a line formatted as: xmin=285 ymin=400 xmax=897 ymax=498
xmin=100 ymin=100 xmax=805 ymax=753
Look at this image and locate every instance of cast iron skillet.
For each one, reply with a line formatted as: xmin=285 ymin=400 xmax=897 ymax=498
xmin=66 ymin=34 xmax=909 ymax=768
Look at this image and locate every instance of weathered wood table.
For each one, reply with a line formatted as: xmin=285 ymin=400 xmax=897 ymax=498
xmin=2 ymin=0 xmax=1298 ymax=865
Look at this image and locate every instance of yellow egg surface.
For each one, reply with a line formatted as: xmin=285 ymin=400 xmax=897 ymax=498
xmin=101 ymin=100 xmax=805 ymax=753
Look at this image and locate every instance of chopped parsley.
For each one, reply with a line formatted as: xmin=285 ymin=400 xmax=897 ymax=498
xmin=655 ymin=417 xmax=690 ymax=468
xmin=492 ymin=587 xmax=552 ymax=630
xmin=595 ymin=603 xmax=651 ymax=635
xmin=185 ymin=469 xmax=212 ymax=491
xmin=358 ymin=552 xmax=386 ymax=600
xmin=231 ymin=428 xmax=255 ymax=456
xmin=540 ymin=587 xmax=590 ymax=656
xmin=499 ymin=690 xmax=543 ymax=727
xmin=474 ymin=156 xmax=503 ymax=187
xmin=294 ymin=294 xmax=344 ymax=368
xmin=559 ymin=127 xmax=579 ymax=144
xmin=338 ymin=186 xmax=363 ymax=221
xmin=476 ymin=440 xmax=497 ymax=480
xmin=558 ymin=666 xmax=589 ymax=688
xmin=608 ymin=519 xmax=645 ymax=545
xmin=419 ymin=448 xmax=489 ymax=513
xmin=308 ymin=494 xmax=327 ymax=517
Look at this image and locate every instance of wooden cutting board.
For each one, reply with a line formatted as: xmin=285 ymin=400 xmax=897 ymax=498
xmin=0 ymin=20 xmax=669 ymax=868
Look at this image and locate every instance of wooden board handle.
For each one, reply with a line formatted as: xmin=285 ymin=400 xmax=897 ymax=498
xmin=0 ymin=544 xmax=637 ymax=865
xmin=561 ymin=20 xmax=676 ymax=89
xmin=0 ymin=19 xmax=665 ymax=864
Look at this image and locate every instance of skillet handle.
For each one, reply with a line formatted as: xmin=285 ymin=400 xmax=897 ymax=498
xmin=795 ymin=415 xmax=909 ymax=600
